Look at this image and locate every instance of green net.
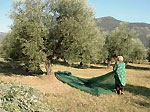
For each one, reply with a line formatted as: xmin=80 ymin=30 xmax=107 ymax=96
xmin=54 ymin=71 xmax=116 ymax=96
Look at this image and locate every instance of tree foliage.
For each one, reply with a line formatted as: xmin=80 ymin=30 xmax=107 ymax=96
xmin=1 ymin=0 xmax=148 ymax=73
xmin=9 ymin=0 xmax=46 ymax=71
xmin=0 ymin=32 xmax=22 ymax=60
xmin=43 ymin=0 xmax=103 ymax=66
xmin=102 ymin=22 xmax=146 ymax=66
xmin=103 ymin=23 xmax=135 ymax=65
xmin=4 ymin=0 xmax=101 ymax=74
xmin=129 ymin=38 xmax=147 ymax=63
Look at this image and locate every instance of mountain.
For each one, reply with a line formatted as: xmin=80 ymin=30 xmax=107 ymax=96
xmin=95 ymin=16 xmax=150 ymax=47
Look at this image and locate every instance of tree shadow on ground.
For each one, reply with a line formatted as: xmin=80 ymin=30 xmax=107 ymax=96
xmin=126 ymin=84 xmax=150 ymax=98
xmin=52 ymin=60 xmax=106 ymax=69
xmin=0 ymin=61 xmax=44 ymax=76
xmin=126 ymin=65 xmax=150 ymax=71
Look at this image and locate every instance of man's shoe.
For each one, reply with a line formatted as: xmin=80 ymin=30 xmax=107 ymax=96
xmin=121 ymin=91 xmax=124 ymax=95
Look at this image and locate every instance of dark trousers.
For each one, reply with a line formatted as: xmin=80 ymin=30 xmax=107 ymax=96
xmin=114 ymin=75 xmax=125 ymax=92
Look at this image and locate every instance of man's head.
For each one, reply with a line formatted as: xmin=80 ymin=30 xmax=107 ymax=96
xmin=117 ymin=56 xmax=123 ymax=62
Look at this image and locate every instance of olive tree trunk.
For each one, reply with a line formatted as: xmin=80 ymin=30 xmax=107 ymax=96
xmin=45 ymin=61 xmax=52 ymax=75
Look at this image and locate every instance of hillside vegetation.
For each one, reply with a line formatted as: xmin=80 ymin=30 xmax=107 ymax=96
xmin=95 ymin=16 xmax=150 ymax=47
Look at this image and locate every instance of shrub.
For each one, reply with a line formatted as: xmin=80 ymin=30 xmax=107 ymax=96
xmin=0 ymin=81 xmax=47 ymax=112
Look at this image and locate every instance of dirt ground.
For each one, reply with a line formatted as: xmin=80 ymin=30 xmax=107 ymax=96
xmin=0 ymin=63 xmax=150 ymax=112
xmin=0 ymin=72 xmax=72 ymax=94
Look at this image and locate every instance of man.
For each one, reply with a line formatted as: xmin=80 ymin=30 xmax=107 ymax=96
xmin=113 ymin=56 xmax=126 ymax=95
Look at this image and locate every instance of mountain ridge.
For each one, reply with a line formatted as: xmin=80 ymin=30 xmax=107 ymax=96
xmin=95 ymin=16 xmax=150 ymax=47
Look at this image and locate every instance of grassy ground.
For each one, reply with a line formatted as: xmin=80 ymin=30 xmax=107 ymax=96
xmin=0 ymin=59 xmax=150 ymax=112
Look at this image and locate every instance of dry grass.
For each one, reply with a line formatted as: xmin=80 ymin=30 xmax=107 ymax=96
xmin=0 ymin=61 xmax=150 ymax=112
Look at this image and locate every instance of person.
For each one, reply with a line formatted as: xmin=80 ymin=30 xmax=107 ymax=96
xmin=113 ymin=56 xmax=126 ymax=95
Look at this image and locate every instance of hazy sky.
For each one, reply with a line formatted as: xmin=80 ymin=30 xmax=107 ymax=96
xmin=0 ymin=0 xmax=150 ymax=32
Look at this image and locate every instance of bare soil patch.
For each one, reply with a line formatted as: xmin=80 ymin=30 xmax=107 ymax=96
xmin=0 ymin=72 xmax=72 ymax=94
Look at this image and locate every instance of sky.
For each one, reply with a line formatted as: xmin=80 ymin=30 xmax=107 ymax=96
xmin=0 ymin=0 xmax=150 ymax=32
